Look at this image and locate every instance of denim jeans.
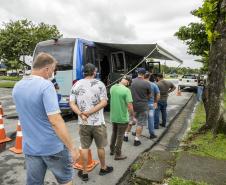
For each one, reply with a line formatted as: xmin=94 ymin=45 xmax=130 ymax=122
xmin=25 ymin=147 xmax=73 ymax=185
xmin=197 ymin=86 xmax=204 ymax=101
xmin=154 ymin=100 xmax=167 ymax=128
xmin=148 ymin=104 xmax=155 ymax=135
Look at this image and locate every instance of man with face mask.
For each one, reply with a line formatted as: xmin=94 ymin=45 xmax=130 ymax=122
xmin=109 ymin=75 xmax=135 ymax=160
xmin=12 ymin=52 xmax=79 ymax=185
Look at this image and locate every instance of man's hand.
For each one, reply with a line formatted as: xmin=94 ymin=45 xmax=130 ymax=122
xmin=82 ymin=111 xmax=90 ymax=118
xmin=70 ymin=148 xmax=80 ymax=163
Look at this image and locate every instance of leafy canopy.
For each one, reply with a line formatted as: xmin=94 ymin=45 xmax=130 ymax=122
xmin=0 ymin=19 xmax=62 ymax=69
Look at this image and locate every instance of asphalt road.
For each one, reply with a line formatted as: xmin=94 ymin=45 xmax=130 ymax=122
xmin=0 ymin=79 xmax=195 ymax=185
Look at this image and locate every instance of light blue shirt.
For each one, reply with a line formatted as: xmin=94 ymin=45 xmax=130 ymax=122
xmin=148 ymin=82 xmax=160 ymax=108
xmin=12 ymin=75 xmax=63 ymax=155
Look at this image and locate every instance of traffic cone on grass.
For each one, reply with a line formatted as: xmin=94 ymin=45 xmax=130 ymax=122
xmin=0 ymin=114 xmax=11 ymax=143
xmin=9 ymin=121 xmax=22 ymax=154
xmin=74 ymin=148 xmax=99 ymax=172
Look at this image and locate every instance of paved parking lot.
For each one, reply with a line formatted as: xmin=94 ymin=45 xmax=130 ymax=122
xmin=0 ymin=80 xmax=195 ymax=185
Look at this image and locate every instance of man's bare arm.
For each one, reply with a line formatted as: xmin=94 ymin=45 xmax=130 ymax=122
xmin=48 ymin=114 xmax=79 ymax=161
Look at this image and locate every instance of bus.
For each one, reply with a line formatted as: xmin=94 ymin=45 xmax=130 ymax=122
xmin=33 ymin=38 xmax=182 ymax=113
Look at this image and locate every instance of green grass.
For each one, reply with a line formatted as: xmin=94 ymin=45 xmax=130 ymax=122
xmin=0 ymin=76 xmax=22 ymax=81
xmin=0 ymin=81 xmax=16 ymax=88
xmin=184 ymin=95 xmax=226 ymax=160
xmin=168 ymin=177 xmax=209 ymax=185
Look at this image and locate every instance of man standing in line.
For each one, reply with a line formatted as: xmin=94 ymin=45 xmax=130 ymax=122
xmin=110 ymin=75 xmax=136 ymax=160
xmin=155 ymin=73 xmax=176 ymax=128
xmin=124 ymin=68 xmax=151 ymax=146
xmin=69 ymin=63 xmax=113 ymax=182
xmin=144 ymin=72 xmax=160 ymax=139
xmin=13 ymin=52 xmax=79 ymax=185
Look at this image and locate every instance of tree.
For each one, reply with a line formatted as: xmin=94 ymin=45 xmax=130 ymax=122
xmin=175 ymin=0 xmax=226 ymax=134
xmin=0 ymin=19 xmax=62 ymax=69
xmin=197 ymin=0 xmax=226 ymax=134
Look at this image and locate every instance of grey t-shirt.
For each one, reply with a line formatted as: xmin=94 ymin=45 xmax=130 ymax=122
xmin=157 ymin=80 xmax=175 ymax=101
xmin=131 ymin=77 xmax=151 ymax=112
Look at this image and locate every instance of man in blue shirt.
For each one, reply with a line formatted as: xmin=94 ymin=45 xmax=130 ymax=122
xmin=144 ymin=72 xmax=160 ymax=138
xmin=13 ymin=52 xmax=79 ymax=185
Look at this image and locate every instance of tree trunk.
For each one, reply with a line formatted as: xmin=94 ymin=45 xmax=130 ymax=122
xmin=206 ymin=0 xmax=226 ymax=134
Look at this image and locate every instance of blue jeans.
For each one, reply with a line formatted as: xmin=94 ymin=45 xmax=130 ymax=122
xmin=25 ymin=147 xmax=73 ymax=185
xmin=148 ymin=105 xmax=155 ymax=135
xmin=154 ymin=100 xmax=167 ymax=128
xmin=197 ymin=86 xmax=203 ymax=101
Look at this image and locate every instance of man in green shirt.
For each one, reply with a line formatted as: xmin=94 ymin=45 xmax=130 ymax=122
xmin=110 ymin=75 xmax=135 ymax=160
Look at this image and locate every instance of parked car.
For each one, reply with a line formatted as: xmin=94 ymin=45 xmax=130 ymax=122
xmin=178 ymin=74 xmax=198 ymax=89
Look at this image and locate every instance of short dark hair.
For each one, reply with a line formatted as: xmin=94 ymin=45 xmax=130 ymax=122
xmin=83 ymin=63 xmax=96 ymax=77
xmin=157 ymin=73 xmax=163 ymax=79
xmin=33 ymin=52 xmax=57 ymax=69
xmin=144 ymin=72 xmax=150 ymax=79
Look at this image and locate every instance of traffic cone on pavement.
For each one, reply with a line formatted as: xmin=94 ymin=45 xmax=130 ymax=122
xmin=0 ymin=113 xmax=11 ymax=143
xmin=74 ymin=148 xmax=99 ymax=172
xmin=176 ymin=87 xmax=182 ymax=96
xmin=9 ymin=121 xmax=22 ymax=154
xmin=0 ymin=103 xmax=4 ymax=116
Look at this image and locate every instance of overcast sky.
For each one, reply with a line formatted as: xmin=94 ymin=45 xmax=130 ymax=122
xmin=0 ymin=0 xmax=203 ymax=68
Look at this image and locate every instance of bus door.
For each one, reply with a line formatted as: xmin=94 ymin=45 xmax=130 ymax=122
xmin=109 ymin=51 xmax=127 ymax=84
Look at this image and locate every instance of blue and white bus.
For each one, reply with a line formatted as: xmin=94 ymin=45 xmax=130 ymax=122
xmin=33 ymin=38 xmax=182 ymax=113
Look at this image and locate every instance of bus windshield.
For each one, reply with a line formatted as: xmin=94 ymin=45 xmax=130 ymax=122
xmin=33 ymin=39 xmax=75 ymax=69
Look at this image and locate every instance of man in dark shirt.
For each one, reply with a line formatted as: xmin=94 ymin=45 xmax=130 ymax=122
xmin=155 ymin=73 xmax=176 ymax=128
xmin=124 ymin=68 xmax=151 ymax=146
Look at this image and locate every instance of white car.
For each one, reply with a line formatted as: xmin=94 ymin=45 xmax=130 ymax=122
xmin=178 ymin=74 xmax=198 ymax=89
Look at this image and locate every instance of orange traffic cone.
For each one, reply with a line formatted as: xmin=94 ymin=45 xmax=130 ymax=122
xmin=0 ymin=114 xmax=11 ymax=143
xmin=0 ymin=103 xmax=4 ymax=116
xmin=9 ymin=121 xmax=22 ymax=154
xmin=176 ymin=87 xmax=181 ymax=96
xmin=74 ymin=148 xmax=99 ymax=172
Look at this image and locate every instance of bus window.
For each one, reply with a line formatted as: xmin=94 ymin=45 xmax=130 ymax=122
xmin=33 ymin=39 xmax=75 ymax=68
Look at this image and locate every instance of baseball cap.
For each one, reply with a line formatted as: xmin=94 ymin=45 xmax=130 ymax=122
xmin=137 ymin=67 xmax=146 ymax=74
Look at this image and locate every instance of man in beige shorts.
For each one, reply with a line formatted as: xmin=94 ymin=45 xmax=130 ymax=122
xmin=70 ymin=63 xmax=113 ymax=182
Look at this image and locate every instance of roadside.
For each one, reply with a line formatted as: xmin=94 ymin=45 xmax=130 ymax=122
xmin=126 ymin=89 xmax=226 ymax=185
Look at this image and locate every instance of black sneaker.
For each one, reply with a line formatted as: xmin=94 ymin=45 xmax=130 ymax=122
xmin=160 ymin=124 xmax=166 ymax=127
xmin=123 ymin=136 xmax=128 ymax=142
xmin=150 ymin=134 xmax=157 ymax=139
xmin=78 ymin=170 xmax=89 ymax=181
xmin=99 ymin=166 xmax=114 ymax=176
xmin=132 ymin=131 xmax=136 ymax=136
xmin=134 ymin=140 xmax=141 ymax=146
xmin=110 ymin=151 xmax=114 ymax=155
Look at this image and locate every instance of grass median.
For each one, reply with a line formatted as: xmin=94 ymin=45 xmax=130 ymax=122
xmin=0 ymin=81 xmax=17 ymax=88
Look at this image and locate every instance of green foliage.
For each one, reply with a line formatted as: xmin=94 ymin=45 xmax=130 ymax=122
xmin=169 ymin=177 xmax=209 ymax=185
xmin=162 ymin=65 xmax=201 ymax=75
xmin=194 ymin=0 xmax=219 ymax=43
xmin=0 ymin=19 xmax=62 ymax=69
xmin=175 ymin=23 xmax=209 ymax=57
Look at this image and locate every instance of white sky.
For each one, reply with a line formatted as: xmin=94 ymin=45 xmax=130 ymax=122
xmin=0 ymin=0 xmax=203 ymax=68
